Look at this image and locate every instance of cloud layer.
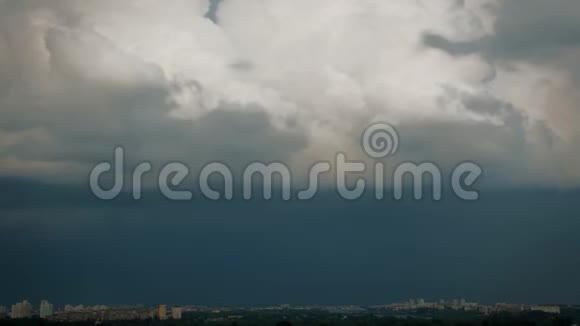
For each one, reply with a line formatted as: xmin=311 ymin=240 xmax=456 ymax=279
xmin=0 ymin=0 xmax=579 ymax=187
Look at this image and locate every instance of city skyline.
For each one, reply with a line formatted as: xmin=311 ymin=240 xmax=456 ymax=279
xmin=0 ymin=298 xmax=565 ymax=317
xmin=0 ymin=298 xmax=570 ymax=310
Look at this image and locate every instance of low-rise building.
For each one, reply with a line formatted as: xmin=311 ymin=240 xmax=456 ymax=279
xmin=531 ymin=306 xmax=561 ymax=314
xmin=11 ymin=300 xmax=32 ymax=319
xmin=171 ymin=307 xmax=182 ymax=319
xmin=158 ymin=304 xmax=167 ymax=320
xmin=40 ymin=300 xmax=54 ymax=318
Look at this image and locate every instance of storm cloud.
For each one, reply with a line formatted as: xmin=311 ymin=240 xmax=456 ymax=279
xmin=0 ymin=0 xmax=579 ymax=186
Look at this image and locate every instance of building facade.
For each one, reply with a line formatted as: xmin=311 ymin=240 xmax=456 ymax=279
xmin=11 ymin=300 xmax=32 ymax=319
xmin=171 ymin=307 xmax=182 ymax=320
xmin=40 ymin=300 xmax=54 ymax=318
xmin=158 ymin=304 xmax=167 ymax=320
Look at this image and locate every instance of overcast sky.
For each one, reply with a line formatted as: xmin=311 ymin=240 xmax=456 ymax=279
xmin=2 ymin=0 xmax=580 ymax=306
xmin=1 ymin=0 xmax=579 ymax=187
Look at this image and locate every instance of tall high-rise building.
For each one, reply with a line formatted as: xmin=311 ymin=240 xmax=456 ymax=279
xmin=0 ymin=306 xmax=7 ymax=314
xmin=171 ymin=307 xmax=182 ymax=320
xmin=158 ymin=304 xmax=167 ymax=320
xmin=40 ymin=300 xmax=54 ymax=318
xmin=10 ymin=300 xmax=32 ymax=319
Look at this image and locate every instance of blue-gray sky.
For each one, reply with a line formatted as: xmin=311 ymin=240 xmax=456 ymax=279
xmin=1 ymin=179 xmax=580 ymax=306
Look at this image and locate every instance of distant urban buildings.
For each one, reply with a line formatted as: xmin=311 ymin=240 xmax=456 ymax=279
xmin=42 ymin=303 xmax=184 ymax=322
xmin=50 ymin=307 xmax=153 ymax=322
xmin=10 ymin=300 xmax=32 ymax=319
xmin=0 ymin=298 xmax=561 ymax=321
xmin=531 ymin=306 xmax=561 ymax=314
xmin=158 ymin=304 xmax=167 ymax=320
xmin=370 ymin=298 xmax=561 ymax=315
xmin=171 ymin=307 xmax=182 ymax=320
xmin=154 ymin=304 xmax=182 ymax=320
xmin=64 ymin=304 xmax=109 ymax=312
xmin=40 ymin=300 xmax=54 ymax=318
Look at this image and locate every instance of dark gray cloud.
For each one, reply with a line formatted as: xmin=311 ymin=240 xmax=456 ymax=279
xmin=423 ymin=0 xmax=580 ymax=63
xmin=0 ymin=0 xmax=308 ymax=181
xmin=420 ymin=0 xmax=580 ymax=185
xmin=205 ymin=0 xmax=225 ymax=24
